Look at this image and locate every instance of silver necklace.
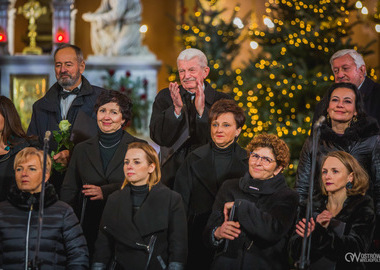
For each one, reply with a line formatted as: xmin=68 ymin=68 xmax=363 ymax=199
xmin=99 ymin=140 xmax=121 ymax=149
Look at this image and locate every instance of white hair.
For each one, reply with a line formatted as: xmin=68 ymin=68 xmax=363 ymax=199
xmin=177 ymin=48 xmax=208 ymax=67
xmin=330 ymin=49 xmax=366 ymax=75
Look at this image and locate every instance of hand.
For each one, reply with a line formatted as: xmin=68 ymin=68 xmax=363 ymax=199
xmin=223 ymin=202 xmax=235 ymax=221
xmin=53 ymin=150 xmax=70 ymax=167
xmin=214 ymin=221 xmax=241 ymax=240
xmin=194 ymin=79 xmax=205 ymax=117
xmin=169 ymin=82 xmax=183 ymax=115
xmin=82 ymin=185 xmax=104 ymax=200
xmin=316 ymin=210 xmax=333 ymax=228
xmin=295 ymin=218 xmax=315 ymax=238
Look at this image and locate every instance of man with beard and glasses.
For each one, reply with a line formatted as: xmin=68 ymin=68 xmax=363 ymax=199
xmin=28 ymin=44 xmax=104 ymax=193
xmin=150 ymin=48 xmax=231 ymax=189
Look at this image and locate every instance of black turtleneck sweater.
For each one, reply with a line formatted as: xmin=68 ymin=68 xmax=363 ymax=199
xmin=212 ymin=141 xmax=234 ymax=188
xmin=130 ymin=184 xmax=149 ymax=216
xmin=98 ymin=128 xmax=123 ymax=171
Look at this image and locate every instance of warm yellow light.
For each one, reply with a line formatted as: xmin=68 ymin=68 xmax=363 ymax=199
xmin=139 ymin=25 xmax=148 ymax=33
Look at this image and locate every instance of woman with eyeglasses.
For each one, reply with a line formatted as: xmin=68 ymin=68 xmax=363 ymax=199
xmin=204 ymin=133 xmax=299 ymax=270
xmin=174 ymin=99 xmax=248 ymax=270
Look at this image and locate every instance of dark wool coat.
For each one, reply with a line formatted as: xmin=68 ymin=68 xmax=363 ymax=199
xmin=205 ymin=173 xmax=299 ymax=270
xmin=296 ymin=115 xmax=380 ymax=219
xmin=0 ymin=184 xmax=89 ymax=269
xmin=92 ymin=183 xmax=188 ymax=270
xmin=173 ymin=142 xmax=248 ymax=270
xmin=313 ymin=77 xmax=380 ymax=126
xmin=289 ymin=194 xmax=375 ymax=270
xmin=0 ymin=137 xmax=36 ymax=202
xmin=27 ymin=76 xmax=104 ymax=150
xmin=60 ymin=131 xmax=145 ymax=256
xmin=149 ymin=81 xmax=231 ymax=188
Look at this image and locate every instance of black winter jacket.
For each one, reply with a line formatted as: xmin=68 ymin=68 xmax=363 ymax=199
xmin=0 ymin=184 xmax=89 ymax=269
xmin=296 ymin=115 xmax=380 ymax=216
xmin=289 ymin=194 xmax=375 ymax=270
xmin=205 ymin=173 xmax=299 ymax=270
xmin=92 ymin=183 xmax=187 ymax=270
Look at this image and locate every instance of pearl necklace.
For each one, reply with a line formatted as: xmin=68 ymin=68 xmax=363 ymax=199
xmin=99 ymin=140 xmax=121 ymax=149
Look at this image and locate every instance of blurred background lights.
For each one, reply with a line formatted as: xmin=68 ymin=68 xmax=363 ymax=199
xmin=355 ymin=1 xmax=363 ymax=9
xmin=361 ymin=7 xmax=368 ymax=15
xmin=250 ymin=41 xmax=259 ymax=49
xmin=263 ymin=17 xmax=275 ymax=28
xmin=233 ymin=17 xmax=244 ymax=29
xmin=139 ymin=25 xmax=148 ymax=33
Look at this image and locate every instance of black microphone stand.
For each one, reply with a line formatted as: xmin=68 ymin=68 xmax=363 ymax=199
xmin=297 ymin=121 xmax=323 ymax=270
xmin=30 ymin=132 xmax=50 ymax=270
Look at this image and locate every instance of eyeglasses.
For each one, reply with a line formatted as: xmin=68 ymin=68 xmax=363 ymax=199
xmin=250 ymin=152 xmax=275 ymax=166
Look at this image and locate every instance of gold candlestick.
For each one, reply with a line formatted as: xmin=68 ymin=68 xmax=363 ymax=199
xmin=18 ymin=0 xmax=47 ymax=55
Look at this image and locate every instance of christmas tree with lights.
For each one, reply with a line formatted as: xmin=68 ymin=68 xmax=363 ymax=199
xmin=236 ymin=0 xmax=375 ymax=181
xmin=169 ymin=0 xmax=247 ymax=93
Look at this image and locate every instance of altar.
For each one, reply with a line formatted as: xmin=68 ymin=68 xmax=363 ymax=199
xmin=0 ymin=0 xmax=161 ymax=135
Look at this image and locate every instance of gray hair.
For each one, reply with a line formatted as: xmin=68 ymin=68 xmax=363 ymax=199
xmin=177 ymin=48 xmax=208 ymax=67
xmin=330 ymin=49 xmax=366 ymax=75
xmin=54 ymin=43 xmax=84 ymax=64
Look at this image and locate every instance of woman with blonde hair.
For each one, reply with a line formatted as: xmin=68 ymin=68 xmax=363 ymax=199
xmin=290 ymin=151 xmax=375 ymax=269
xmin=92 ymin=142 xmax=188 ymax=270
xmin=0 ymin=147 xmax=88 ymax=269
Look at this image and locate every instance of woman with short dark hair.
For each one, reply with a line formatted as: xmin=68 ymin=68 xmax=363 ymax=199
xmin=0 ymin=96 xmax=37 ymax=201
xmin=174 ymin=99 xmax=248 ymax=270
xmin=61 ymin=90 xmax=145 ymax=257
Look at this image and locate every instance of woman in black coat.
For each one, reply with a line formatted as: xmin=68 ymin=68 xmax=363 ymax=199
xmin=204 ymin=134 xmax=299 ymax=270
xmin=174 ymin=99 xmax=248 ymax=270
xmin=0 ymin=96 xmax=38 ymax=201
xmin=60 ymin=90 xmax=145 ymax=256
xmin=0 ymin=147 xmax=88 ymax=269
xmin=296 ymin=82 xmax=380 ymax=243
xmin=290 ymin=151 xmax=375 ymax=269
xmin=92 ymin=142 xmax=187 ymax=270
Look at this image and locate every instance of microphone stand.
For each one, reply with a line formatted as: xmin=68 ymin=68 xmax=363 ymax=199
xmin=297 ymin=119 xmax=323 ymax=270
xmin=30 ymin=132 xmax=50 ymax=270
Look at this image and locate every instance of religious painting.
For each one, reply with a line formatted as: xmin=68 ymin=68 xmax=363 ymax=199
xmin=10 ymin=74 xmax=48 ymax=130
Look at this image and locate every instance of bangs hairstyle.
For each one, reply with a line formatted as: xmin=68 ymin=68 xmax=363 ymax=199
xmin=0 ymin=96 xmax=28 ymax=145
xmin=14 ymin=147 xmax=52 ymax=174
xmin=209 ymin=99 xmax=245 ymax=129
xmin=320 ymin=151 xmax=369 ymax=196
xmin=121 ymin=142 xmax=161 ymax=191
xmin=94 ymin=90 xmax=133 ymax=127
xmin=246 ymin=133 xmax=290 ymax=170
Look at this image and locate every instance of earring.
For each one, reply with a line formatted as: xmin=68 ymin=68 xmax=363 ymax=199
xmin=346 ymin=182 xmax=353 ymax=190
xmin=326 ymin=114 xmax=330 ymax=124
xmin=352 ymin=115 xmax=358 ymax=123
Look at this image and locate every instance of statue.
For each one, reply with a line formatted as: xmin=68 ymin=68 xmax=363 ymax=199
xmin=82 ymin=0 xmax=148 ymax=56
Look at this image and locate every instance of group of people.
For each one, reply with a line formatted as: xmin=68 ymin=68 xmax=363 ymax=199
xmin=0 ymin=43 xmax=379 ymax=270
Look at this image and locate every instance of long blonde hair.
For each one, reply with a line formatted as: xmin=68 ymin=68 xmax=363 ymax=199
xmin=121 ymin=142 xmax=161 ymax=191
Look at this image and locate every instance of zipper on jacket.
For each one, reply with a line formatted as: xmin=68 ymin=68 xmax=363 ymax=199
xmin=25 ymin=204 xmax=33 ymax=270
xmin=135 ymin=235 xmax=157 ymax=253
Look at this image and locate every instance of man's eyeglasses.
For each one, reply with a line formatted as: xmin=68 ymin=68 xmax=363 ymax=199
xmin=250 ymin=152 xmax=275 ymax=166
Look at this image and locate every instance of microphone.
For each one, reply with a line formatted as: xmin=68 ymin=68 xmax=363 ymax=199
xmin=314 ymin=116 xmax=326 ymax=128
xmin=44 ymin=131 xmax=51 ymax=143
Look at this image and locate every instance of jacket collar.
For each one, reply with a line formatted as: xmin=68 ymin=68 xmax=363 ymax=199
xmin=102 ymin=183 xmax=170 ymax=248
xmin=85 ymin=130 xmax=140 ymax=177
xmin=38 ymin=76 xmax=94 ymax=112
xmin=190 ymin=142 xmax=248 ymax=197
xmin=239 ymin=172 xmax=287 ymax=196
xmin=179 ymin=81 xmax=216 ymax=106
xmin=7 ymin=184 xmax=58 ymax=210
